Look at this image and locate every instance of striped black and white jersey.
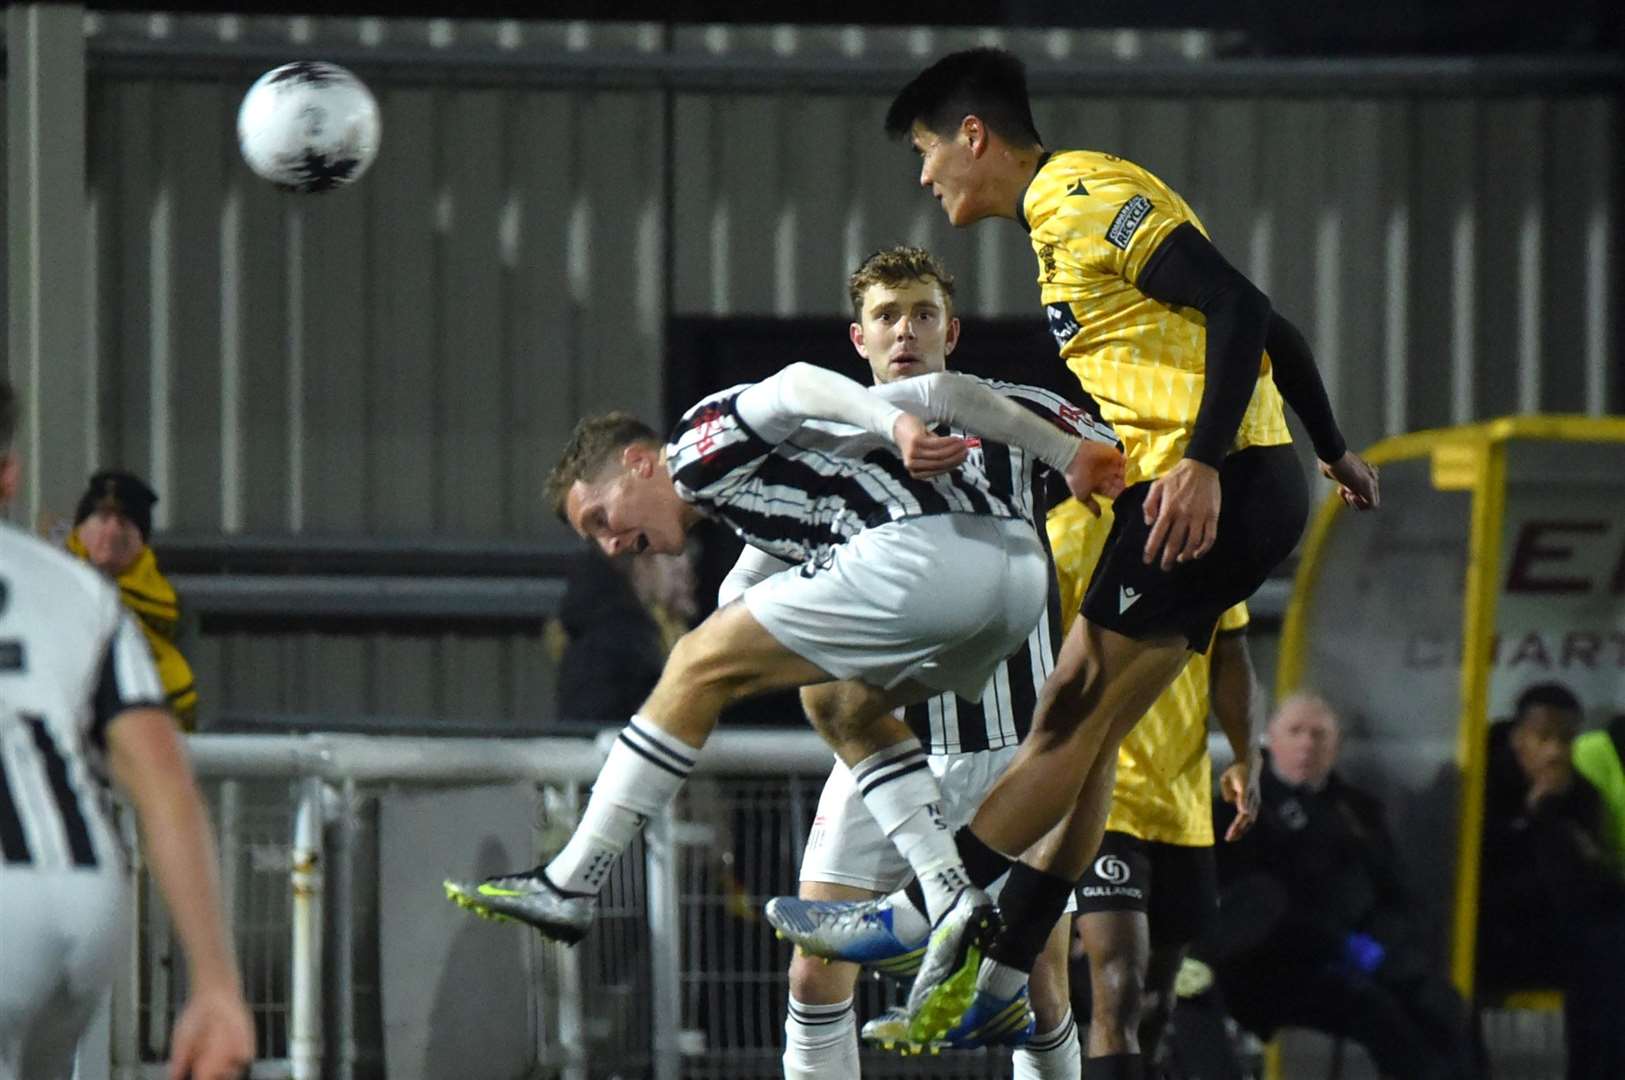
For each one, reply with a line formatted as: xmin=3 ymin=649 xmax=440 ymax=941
xmin=669 ymin=382 xmax=1024 ymax=570
xmin=902 ymin=377 xmax=1090 ymax=754
xmin=711 ymin=371 xmax=1119 ymax=755
xmin=0 ymin=522 xmax=165 ymax=874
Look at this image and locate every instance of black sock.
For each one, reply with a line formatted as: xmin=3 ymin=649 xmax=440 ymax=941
xmin=1083 ymin=1053 xmax=1143 ymax=1080
xmin=904 ymin=826 xmax=1012 ymax=916
xmin=986 ymin=862 xmax=1076 ymax=972
xmin=956 ymin=826 xmax=1015 ymax=887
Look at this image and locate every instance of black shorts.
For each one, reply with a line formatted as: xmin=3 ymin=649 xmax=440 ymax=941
xmin=1080 ymin=444 xmax=1309 ymax=650
xmin=1075 ymin=831 xmax=1218 ymax=950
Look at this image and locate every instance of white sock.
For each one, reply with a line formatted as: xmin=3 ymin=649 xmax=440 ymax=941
xmin=882 ymin=887 xmax=932 ymax=945
xmin=546 ymin=715 xmax=696 ymax=895
xmin=850 ymin=740 xmax=967 ymax=922
xmin=1012 ymin=1010 xmax=1080 ymax=1080
xmin=782 ymin=996 xmax=859 ymax=1080
xmin=977 ymin=956 xmax=1029 ymax=1000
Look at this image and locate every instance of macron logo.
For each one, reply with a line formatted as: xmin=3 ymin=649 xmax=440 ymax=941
xmin=1118 ymin=585 xmax=1142 ymax=614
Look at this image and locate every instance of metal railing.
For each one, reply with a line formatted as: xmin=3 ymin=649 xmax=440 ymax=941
xmin=114 ymin=730 xmax=1025 ymax=1080
xmin=114 ymin=730 xmax=1565 ymax=1079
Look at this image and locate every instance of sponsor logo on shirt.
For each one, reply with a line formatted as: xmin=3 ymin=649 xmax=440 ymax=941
xmin=1106 ymin=194 xmax=1153 ymax=250
xmin=1046 ymin=302 xmax=1081 ymax=350
xmin=1080 ymin=884 xmax=1145 ymax=900
xmin=1094 ymin=854 xmax=1132 ymax=884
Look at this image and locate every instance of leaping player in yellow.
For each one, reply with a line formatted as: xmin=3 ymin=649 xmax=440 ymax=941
xmin=767 ymin=47 xmax=1380 ymax=1076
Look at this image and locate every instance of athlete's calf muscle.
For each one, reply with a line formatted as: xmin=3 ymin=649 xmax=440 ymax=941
xmin=786 ymin=880 xmax=875 ymax=1005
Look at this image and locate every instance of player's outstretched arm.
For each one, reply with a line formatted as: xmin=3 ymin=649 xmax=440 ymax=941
xmin=873 ymin=371 xmax=1125 ymax=504
xmin=1264 ymin=312 xmax=1379 ymax=511
xmin=107 ymin=706 xmax=255 ymax=1080
xmin=735 ymin=361 xmax=912 ymax=442
xmin=736 ymin=361 xmax=973 ymax=473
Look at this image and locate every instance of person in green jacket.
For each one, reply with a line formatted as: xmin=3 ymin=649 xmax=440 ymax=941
xmin=1573 ymin=713 xmax=1625 ymax=869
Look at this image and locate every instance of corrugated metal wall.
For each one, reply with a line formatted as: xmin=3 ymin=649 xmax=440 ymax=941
xmin=42 ymin=17 xmax=1625 ymax=724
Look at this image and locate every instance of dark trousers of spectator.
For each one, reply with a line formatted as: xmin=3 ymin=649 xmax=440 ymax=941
xmin=1480 ymin=916 xmax=1625 ymax=1080
xmin=1222 ymin=962 xmax=1477 ymax=1080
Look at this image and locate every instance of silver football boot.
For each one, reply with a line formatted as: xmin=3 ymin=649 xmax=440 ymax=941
xmin=443 ymin=867 xmax=596 ymax=944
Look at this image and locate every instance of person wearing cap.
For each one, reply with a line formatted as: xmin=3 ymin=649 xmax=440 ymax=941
xmin=67 ymin=470 xmax=198 ymax=729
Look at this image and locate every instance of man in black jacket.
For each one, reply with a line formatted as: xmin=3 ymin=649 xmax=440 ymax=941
xmin=1479 ymin=682 xmax=1625 ymax=1080
xmin=1210 ymin=694 xmax=1476 ymax=1080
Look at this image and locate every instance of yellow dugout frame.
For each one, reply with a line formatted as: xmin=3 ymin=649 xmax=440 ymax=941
xmin=1277 ymin=414 xmax=1625 ymax=998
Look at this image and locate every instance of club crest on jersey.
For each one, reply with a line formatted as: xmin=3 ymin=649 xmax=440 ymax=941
xmin=1046 ymin=303 xmax=1082 ymax=350
xmin=693 ymin=406 xmax=726 ymax=462
xmin=1106 ymin=194 xmax=1153 ymax=250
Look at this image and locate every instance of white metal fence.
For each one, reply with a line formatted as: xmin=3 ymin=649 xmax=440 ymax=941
xmin=116 ymin=731 xmax=1022 ymax=1079
xmin=112 ymin=730 xmax=1565 ymax=1079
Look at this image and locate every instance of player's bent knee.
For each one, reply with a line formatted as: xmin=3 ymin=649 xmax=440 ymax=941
xmin=787 ymin=952 xmax=860 ymax=1005
xmin=799 ymin=684 xmax=879 ymax=746
xmin=661 ymin=623 xmax=757 ymax=704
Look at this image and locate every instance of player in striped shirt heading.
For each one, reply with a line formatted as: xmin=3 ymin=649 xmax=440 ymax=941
xmin=718 ymin=247 xmax=1106 ymax=1072
xmin=445 ymin=332 xmax=1125 ymax=1040
xmin=0 ymin=380 xmax=254 ymax=1080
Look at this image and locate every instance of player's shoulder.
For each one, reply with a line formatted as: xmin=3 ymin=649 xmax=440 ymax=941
xmin=676 ymin=382 xmax=752 ymax=424
xmin=1031 ymin=149 xmax=1166 ymax=202
xmin=0 ymin=522 xmax=120 ymax=622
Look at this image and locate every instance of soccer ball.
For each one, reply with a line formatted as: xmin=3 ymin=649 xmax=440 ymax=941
xmin=237 ymin=61 xmax=380 ymax=193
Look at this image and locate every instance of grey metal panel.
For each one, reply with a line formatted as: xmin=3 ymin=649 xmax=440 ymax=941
xmin=437 ymin=87 xmax=508 ymax=535
xmin=1476 ymin=100 xmax=1538 ymax=419
xmin=98 ymin=80 xmax=157 ymax=487
xmin=65 ymin=23 xmax=1618 ymax=730
xmin=1321 ymin=101 xmax=1391 ymax=453
xmin=371 ymin=636 xmax=438 ymax=719
xmin=1407 ymin=99 xmax=1477 ymax=433
xmin=366 ymin=86 xmax=439 ymax=533
xmin=507 ymin=91 xmax=584 ymax=534
xmin=1544 ymin=95 xmax=1613 ymax=414
xmin=230 ymin=139 xmax=296 ymax=533
xmin=300 ymin=178 xmax=371 ymax=532
xmin=577 ymin=91 xmax=665 ymax=424
xmin=165 ymin=82 xmax=232 ymax=531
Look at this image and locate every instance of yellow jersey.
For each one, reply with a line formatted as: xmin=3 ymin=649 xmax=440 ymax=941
xmin=1047 ymin=496 xmax=1247 ymax=846
xmin=1022 ymin=150 xmax=1292 ymax=486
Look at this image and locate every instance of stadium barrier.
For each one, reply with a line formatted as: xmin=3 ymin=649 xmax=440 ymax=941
xmin=111 ymin=731 xmax=1024 ymax=1080
xmin=111 ymin=726 xmax=1572 ymax=1078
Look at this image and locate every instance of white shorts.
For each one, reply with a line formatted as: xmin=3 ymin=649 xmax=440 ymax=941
xmin=0 ymin=869 xmax=127 ymax=1080
xmin=743 ymin=514 xmax=1048 ymax=702
xmin=800 ymin=748 xmax=1077 ymax=913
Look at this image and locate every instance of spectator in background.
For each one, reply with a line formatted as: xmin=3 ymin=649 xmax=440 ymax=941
xmin=67 ymin=469 xmax=198 ymax=729
xmin=549 ymin=547 xmax=697 ymax=724
xmin=1572 ymin=711 xmax=1625 ymax=869
xmin=1209 ymin=693 xmax=1476 ymax=1080
xmin=1479 ymin=682 xmax=1625 ymax=1080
